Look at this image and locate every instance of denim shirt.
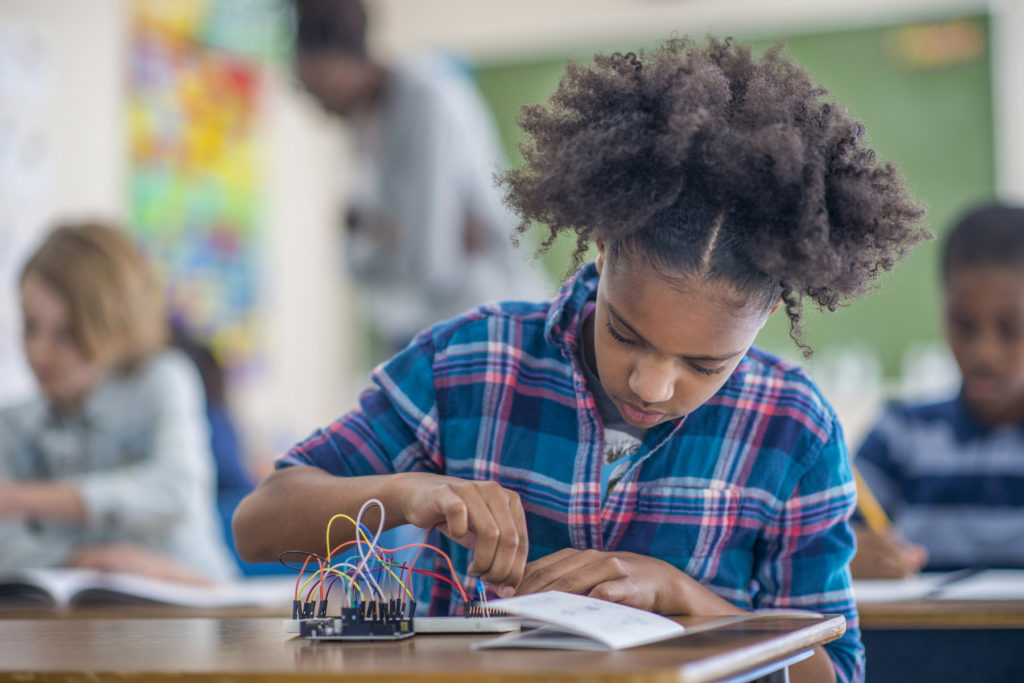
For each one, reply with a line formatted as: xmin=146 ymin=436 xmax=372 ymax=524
xmin=0 ymin=350 xmax=237 ymax=581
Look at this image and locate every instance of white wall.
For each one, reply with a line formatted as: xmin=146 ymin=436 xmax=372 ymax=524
xmin=0 ymin=0 xmax=125 ymax=403
xmin=239 ymin=73 xmax=355 ymax=468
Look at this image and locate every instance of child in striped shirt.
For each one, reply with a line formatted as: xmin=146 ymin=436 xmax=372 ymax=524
xmin=853 ymin=203 xmax=1024 ymax=577
xmin=235 ymin=37 xmax=928 ymax=683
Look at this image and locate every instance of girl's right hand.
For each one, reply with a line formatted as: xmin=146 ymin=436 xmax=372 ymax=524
xmin=394 ymin=472 xmax=527 ymax=596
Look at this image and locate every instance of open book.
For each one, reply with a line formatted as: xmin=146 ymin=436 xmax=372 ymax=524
xmin=0 ymin=567 xmax=296 ymax=610
xmin=472 ymin=590 xmax=686 ymax=650
xmin=852 ymin=568 xmax=1024 ymax=603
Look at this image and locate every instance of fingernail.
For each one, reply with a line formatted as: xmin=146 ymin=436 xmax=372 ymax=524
xmin=498 ymin=585 xmax=515 ymax=598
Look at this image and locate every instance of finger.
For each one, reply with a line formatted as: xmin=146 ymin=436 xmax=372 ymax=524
xmin=503 ymin=490 xmax=530 ymax=593
xmin=518 ymin=549 xmax=625 ymax=596
xmin=408 ymin=483 xmax=468 ymax=537
xmin=469 ymin=483 xmax=523 ymax=582
xmin=450 ymin=482 xmax=500 ymax=575
xmin=876 ymin=551 xmax=914 ymax=578
xmin=480 ymin=488 xmax=528 ymax=591
xmin=521 ymin=547 xmax=578 ymax=574
xmin=434 ymin=486 xmax=472 ymax=540
xmin=907 ymin=544 xmax=929 ymax=568
xmin=587 ymin=578 xmax=637 ymax=606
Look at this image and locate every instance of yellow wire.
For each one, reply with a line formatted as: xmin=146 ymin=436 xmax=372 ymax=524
xmin=298 ymin=565 xmax=364 ymax=604
xmin=324 ymin=512 xmax=414 ymax=601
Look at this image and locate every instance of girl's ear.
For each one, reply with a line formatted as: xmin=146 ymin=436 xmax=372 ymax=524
xmin=595 ymin=239 xmax=607 ymax=274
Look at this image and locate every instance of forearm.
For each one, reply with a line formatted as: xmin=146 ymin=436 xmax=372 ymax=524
xmin=790 ymin=646 xmax=838 ymax=683
xmin=232 ymin=466 xmax=416 ymax=562
xmin=5 ymin=482 xmax=86 ymax=523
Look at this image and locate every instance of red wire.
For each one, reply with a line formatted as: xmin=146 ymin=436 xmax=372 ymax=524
xmin=294 ymin=554 xmax=319 ymax=601
xmin=298 ymin=525 xmax=471 ymax=606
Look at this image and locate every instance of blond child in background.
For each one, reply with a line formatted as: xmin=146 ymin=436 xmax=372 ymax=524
xmin=0 ymin=223 xmax=237 ymax=583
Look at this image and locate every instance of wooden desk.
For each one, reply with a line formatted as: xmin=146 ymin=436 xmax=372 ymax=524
xmin=0 ymin=612 xmax=844 ymax=683
xmin=858 ymin=599 xmax=1024 ymax=629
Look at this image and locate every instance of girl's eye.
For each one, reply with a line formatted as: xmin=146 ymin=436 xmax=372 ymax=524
xmin=605 ymin=321 xmax=636 ymax=346
xmin=688 ymin=362 xmax=725 ymax=376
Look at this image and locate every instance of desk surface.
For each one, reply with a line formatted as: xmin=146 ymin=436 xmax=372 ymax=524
xmin=0 ymin=613 xmax=844 ymax=683
xmin=858 ymin=600 xmax=1024 ymax=629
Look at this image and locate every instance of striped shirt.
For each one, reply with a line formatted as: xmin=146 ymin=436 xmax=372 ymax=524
xmin=856 ymin=397 xmax=1024 ymax=570
xmin=279 ymin=263 xmax=863 ymax=682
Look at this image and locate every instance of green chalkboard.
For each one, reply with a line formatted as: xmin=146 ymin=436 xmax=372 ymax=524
xmin=474 ymin=16 xmax=995 ymax=376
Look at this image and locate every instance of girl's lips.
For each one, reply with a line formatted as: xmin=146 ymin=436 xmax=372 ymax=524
xmin=618 ymin=400 xmax=666 ymax=426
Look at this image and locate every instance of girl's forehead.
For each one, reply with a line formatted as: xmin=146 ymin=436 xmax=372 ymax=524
xmin=605 ymin=255 xmax=750 ymax=311
xmin=600 ymin=261 xmax=769 ymax=352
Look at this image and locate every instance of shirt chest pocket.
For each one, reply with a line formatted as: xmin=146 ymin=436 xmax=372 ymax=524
xmin=631 ymin=485 xmax=744 ymax=580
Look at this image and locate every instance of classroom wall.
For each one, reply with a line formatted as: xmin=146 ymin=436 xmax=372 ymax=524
xmin=0 ymin=0 xmax=125 ymax=403
xmin=2 ymin=0 xmax=1022 ymax=464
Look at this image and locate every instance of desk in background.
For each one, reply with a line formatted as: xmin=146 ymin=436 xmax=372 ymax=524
xmin=0 ymin=612 xmax=844 ymax=683
xmin=856 ymin=570 xmax=1024 ymax=683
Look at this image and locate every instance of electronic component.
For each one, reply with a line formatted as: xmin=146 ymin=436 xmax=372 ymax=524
xmin=414 ymin=616 xmax=520 ymax=633
xmin=294 ymin=598 xmax=415 ymax=641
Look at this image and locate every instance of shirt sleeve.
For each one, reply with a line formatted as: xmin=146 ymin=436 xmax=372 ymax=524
xmin=277 ymin=330 xmax=443 ymax=476
xmin=753 ymin=417 xmax=865 ymax=683
xmin=73 ymin=354 xmax=217 ymax=536
xmin=853 ymin=407 xmax=904 ymax=516
xmin=0 ymin=416 xmax=76 ymax=570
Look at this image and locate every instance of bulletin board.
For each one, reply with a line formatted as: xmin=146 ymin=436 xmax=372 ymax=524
xmin=127 ymin=0 xmax=289 ymax=372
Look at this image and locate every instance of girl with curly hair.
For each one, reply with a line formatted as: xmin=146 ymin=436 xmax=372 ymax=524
xmin=235 ymin=37 xmax=928 ymax=682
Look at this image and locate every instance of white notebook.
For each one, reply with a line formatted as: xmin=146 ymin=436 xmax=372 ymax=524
xmin=472 ymin=591 xmax=686 ymax=651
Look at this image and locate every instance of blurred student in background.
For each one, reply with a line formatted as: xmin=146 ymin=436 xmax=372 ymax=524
xmin=0 ymin=222 xmax=238 ymax=583
xmin=291 ymin=0 xmax=547 ymax=355
xmin=853 ymin=202 xmax=1024 ymax=578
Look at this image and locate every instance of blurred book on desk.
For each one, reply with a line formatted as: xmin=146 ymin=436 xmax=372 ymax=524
xmin=853 ymin=569 xmax=1024 ymax=603
xmin=0 ymin=568 xmax=295 ymax=610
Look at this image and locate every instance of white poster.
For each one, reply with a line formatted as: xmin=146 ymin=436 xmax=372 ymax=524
xmin=0 ymin=21 xmax=55 ymax=405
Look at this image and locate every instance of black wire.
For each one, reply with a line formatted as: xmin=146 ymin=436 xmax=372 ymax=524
xmin=278 ymin=549 xmax=329 ymax=572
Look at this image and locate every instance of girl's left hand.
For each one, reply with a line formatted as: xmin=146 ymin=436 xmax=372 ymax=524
xmin=514 ymin=547 xmax=735 ymax=615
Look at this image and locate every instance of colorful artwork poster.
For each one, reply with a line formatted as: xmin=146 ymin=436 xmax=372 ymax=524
xmin=128 ymin=0 xmax=267 ymax=373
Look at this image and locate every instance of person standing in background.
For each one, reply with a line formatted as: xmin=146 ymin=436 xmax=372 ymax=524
xmin=0 ymin=222 xmax=238 ymax=583
xmin=291 ymin=0 xmax=548 ymax=355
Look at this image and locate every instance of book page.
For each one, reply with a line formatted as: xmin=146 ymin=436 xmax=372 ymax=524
xmin=475 ymin=591 xmax=685 ymax=650
xmin=851 ymin=572 xmax=954 ymax=603
xmin=0 ymin=568 xmax=85 ymax=607
xmin=0 ymin=568 xmax=295 ymax=609
xmin=933 ymin=569 xmax=1024 ymax=601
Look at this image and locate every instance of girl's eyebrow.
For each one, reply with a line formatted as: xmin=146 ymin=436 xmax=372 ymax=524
xmin=605 ymin=300 xmax=744 ymax=363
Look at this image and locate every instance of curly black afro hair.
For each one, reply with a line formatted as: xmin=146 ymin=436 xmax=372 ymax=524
xmin=500 ymin=37 xmax=929 ymax=354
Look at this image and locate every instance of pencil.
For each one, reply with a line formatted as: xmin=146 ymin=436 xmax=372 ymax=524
xmin=852 ymin=464 xmax=891 ymax=535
